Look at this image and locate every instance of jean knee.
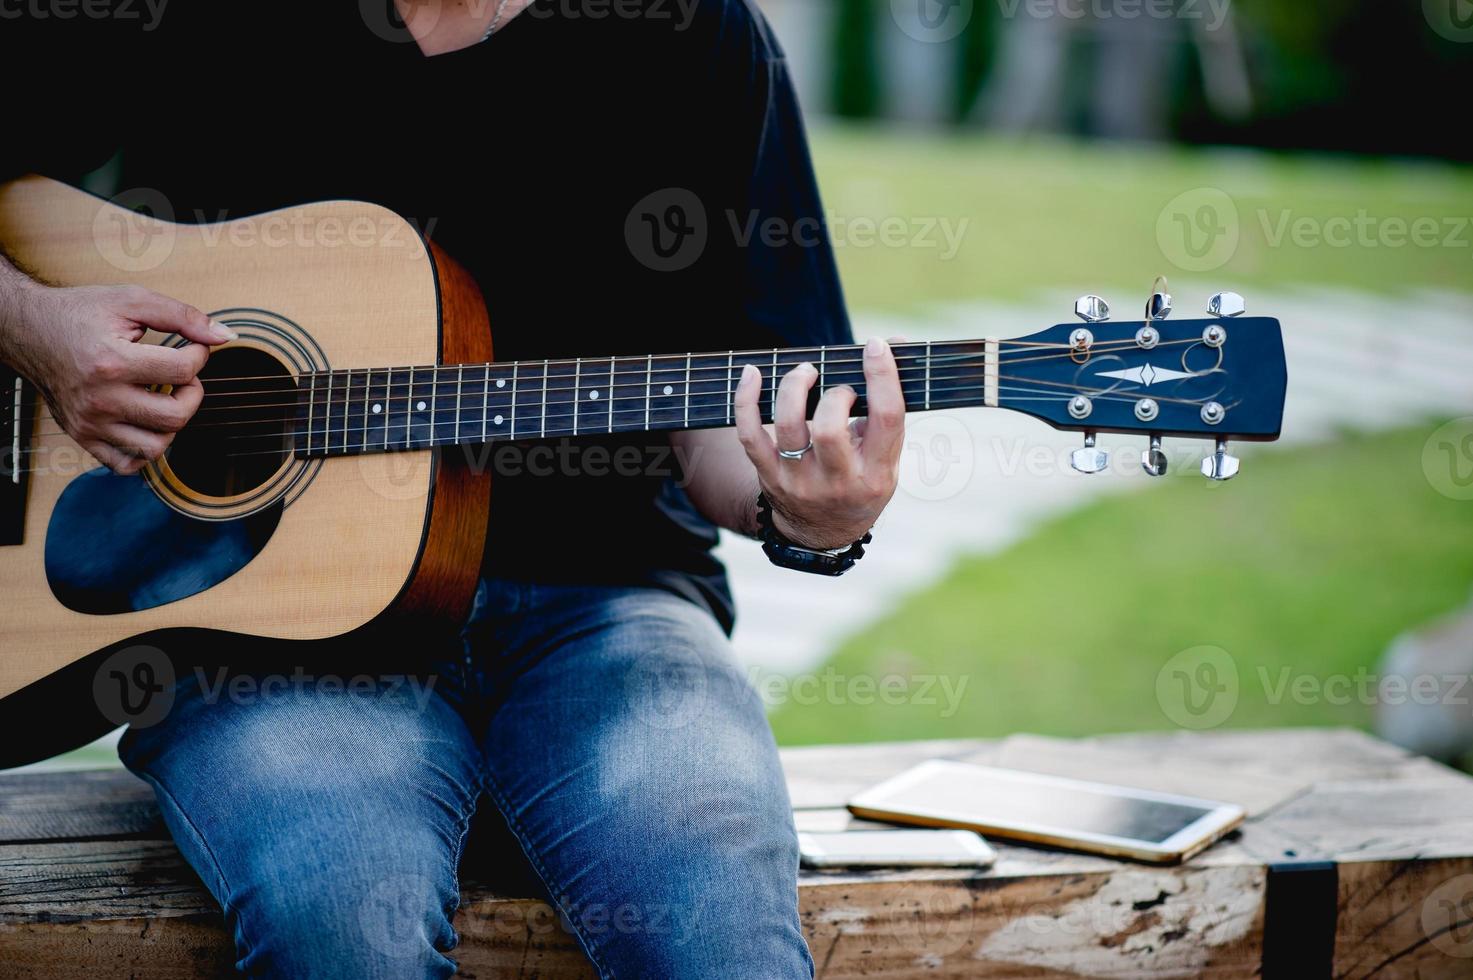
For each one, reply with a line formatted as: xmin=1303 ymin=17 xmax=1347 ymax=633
xmin=230 ymin=860 xmax=460 ymax=980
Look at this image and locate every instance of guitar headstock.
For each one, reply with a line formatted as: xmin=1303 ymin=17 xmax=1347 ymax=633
xmin=995 ymin=289 xmax=1286 ymax=479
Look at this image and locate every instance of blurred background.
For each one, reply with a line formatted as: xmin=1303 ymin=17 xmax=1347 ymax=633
xmin=714 ymin=0 xmax=1473 ymax=766
xmin=31 ymin=0 xmax=1473 ymax=772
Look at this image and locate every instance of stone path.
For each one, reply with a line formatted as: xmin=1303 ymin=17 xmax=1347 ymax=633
xmin=720 ymin=286 xmax=1473 ymax=674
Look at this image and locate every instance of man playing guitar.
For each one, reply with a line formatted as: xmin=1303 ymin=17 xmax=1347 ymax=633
xmin=0 ymin=1 xmax=902 ymax=976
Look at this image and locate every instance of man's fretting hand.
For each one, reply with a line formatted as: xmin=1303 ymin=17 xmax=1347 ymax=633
xmin=734 ymin=337 xmax=906 ymax=550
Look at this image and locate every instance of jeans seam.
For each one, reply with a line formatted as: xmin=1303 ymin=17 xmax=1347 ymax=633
xmin=478 ymin=769 xmax=618 ymax=980
xmin=129 ymin=766 xmax=256 ymax=965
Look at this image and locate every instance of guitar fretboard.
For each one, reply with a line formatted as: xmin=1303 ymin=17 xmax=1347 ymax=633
xmin=294 ymin=341 xmax=994 ymax=458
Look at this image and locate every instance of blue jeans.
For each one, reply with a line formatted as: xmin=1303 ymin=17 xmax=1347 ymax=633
xmin=118 ymin=579 xmax=813 ymax=978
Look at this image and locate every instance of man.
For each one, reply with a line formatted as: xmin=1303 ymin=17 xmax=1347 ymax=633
xmin=0 ymin=1 xmax=903 ymax=975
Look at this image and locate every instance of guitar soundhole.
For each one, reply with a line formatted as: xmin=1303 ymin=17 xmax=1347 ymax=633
xmin=165 ymin=347 xmax=296 ymax=498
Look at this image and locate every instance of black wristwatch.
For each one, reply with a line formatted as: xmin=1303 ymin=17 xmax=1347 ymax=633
xmin=754 ymin=492 xmax=872 ymax=577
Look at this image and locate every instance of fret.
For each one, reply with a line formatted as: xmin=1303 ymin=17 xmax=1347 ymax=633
xmin=769 ymin=349 xmax=777 ymax=421
xmin=479 ymin=365 xmax=490 ymax=442
xmin=341 ymin=370 xmax=352 ymax=454
xmin=687 ymin=352 xmax=730 ymax=430
xmin=647 ymin=354 xmax=687 ymax=428
xmin=484 ymin=364 xmax=514 ymax=439
xmin=510 ymin=362 xmax=519 ymax=439
xmin=730 ymin=349 xmax=772 ymax=423
xmin=305 ymin=374 xmax=316 ymax=455
xmin=454 ymin=366 xmax=464 ymax=444
xmin=539 ymin=359 xmax=548 ymax=439
xmin=373 ymin=368 xmax=389 ymax=451
xmin=360 ymin=369 xmax=371 ymax=453
xmin=404 ymin=367 xmax=417 ymax=448
xmin=924 ymin=340 xmax=932 ymax=410
xmin=683 ymin=354 xmax=691 ymax=429
xmin=572 ymin=358 xmax=582 ymax=437
xmin=644 ymin=354 xmax=652 ymax=430
xmin=898 ymin=341 xmax=932 ymax=411
xmin=726 ymin=352 xmax=734 ymax=425
xmin=323 ymin=371 xmax=333 ymax=455
xmin=543 ymin=360 xmax=576 ymax=438
xmin=430 ymin=365 xmax=460 ymax=446
xmin=772 ymin=348 xmax=816 ymax=424
xmin=512 ymin=360 xmax=545 ymax=442
xmin=611 ymin=355 xmax=648 ymax=435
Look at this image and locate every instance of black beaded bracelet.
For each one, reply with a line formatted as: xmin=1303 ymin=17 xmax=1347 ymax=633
xmin=754 ymin=492 xmax=873 ymax=577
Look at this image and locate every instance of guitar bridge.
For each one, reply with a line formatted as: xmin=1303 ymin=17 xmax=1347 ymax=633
xmin=1 ymin=370 xmax=33 ymax=545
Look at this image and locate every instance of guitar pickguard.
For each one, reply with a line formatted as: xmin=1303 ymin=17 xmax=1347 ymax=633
xmin=45 ymin=466 xmax=281 ymax=615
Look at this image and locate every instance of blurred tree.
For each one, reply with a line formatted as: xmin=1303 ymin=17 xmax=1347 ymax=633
xmin=831 ymin=0 xmax=881 ymax=118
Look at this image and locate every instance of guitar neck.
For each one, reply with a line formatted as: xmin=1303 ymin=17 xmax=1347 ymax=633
xmin=294 ymin=340 xmax=997 ymax=458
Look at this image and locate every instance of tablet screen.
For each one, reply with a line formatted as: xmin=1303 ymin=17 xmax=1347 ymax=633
xmin=857 ymin=764 xmax=1214 ymax=845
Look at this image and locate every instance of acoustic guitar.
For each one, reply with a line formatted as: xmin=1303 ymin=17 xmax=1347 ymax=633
xmin=0 ymin=175 xmax=1287 ymax=766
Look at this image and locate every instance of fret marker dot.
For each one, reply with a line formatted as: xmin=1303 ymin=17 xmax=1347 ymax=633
xmin=589 ymin=390 xmax=599 ymax=400
xmin=663 ymin=385 xmax=674 ymax=395
xmin=372 ymin=403 xmax=382 ymax=414
xmin=416 ymin=400 xmax=427 ymax=412
xmin=496 ymin=379 xmax=506 ymax=388
xmin=494 ymin=415 xmax=504 ymax=425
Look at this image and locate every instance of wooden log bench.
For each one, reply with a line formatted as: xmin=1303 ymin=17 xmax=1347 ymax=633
xmin=3 ymin=728 xmax=1472 ymax=978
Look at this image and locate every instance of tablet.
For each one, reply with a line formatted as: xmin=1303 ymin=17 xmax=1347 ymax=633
xmin=847 ymin=760 xmax=1245 ymax=864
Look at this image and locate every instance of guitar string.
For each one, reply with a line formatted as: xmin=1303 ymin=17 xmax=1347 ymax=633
xmin=16 ymin=368 xmax=1226 ymax=456
xmin=157 ymin=338 xmax=1195 ymax=401
xmin=18 ymin=362 xmax=1222 ymax=448
xmin=15 ymin=340 xmax=1205 ymax=437
xmin=0 ymin=335 xmax=1199 ymax=402
xmin=0 ymin=335 xmax=1100 ymax=395
xmin=7 ymin=383 xmax=1230 ymax=473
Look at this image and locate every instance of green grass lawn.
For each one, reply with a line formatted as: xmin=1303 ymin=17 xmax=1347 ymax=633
xmin=769 ymin=425 xmax=1473 ymax=745
xmin=809 ymin=128 xmax=1473 ymax=310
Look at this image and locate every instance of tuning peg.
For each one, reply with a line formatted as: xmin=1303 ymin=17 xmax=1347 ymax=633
xmin=1201 ymin=438 xmax=1240 ymax=481
xmin=1207 ymin=291 xmax=1245 ymax=318
xmin=1145 ymin=289 xmax=1172 ymax=321
xmin=1142 ymin=435 xmax=1168 ymax=477
xmin=1074 ymin=295 xmax=1110 ymax=323
xmin=1070 ymin=432 xmax=1109 ymax=474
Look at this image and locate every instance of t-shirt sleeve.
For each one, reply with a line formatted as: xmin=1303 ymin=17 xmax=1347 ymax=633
xmin=737 ymin=53 xmax=854 ymax=350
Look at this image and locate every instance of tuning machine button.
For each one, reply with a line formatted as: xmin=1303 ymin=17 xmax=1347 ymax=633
xmin=1142 ymin=435 xmax=1168 ymax=477
xmin=1074 ymin=295 xmax=1110 ymax=323
xmin=1207 ymin=291 xmax=1246 ymax=318
xmin=1201 ymin=438 xmax=1240 ymax=481
xmin=1145 ymin=289 xmax=1172 ymax=321
xmin=1071 ymin=432 xmax=1109 ymax=474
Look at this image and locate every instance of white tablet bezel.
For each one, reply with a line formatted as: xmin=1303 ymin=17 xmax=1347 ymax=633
xmin=847 ymin=760 xmax=1246 ymax=864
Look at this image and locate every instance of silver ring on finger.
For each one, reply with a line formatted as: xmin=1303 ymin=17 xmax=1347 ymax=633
xmin=778 ymin=438 xmax=814 ymax=461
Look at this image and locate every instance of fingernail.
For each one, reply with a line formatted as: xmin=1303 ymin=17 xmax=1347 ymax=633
xmin=866 ymin=337 xmax=887 ymax=357
xmin=799 ymin=361 xmax=815 ymax=374
xmin=740 ymin=363 xmax=759 ymax=385
xmin=210 ymin=321 xmax=238 ymax=343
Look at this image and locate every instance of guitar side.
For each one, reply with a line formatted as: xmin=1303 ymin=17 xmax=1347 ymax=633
xmin=0 ymin=176 xmax=490 ymax=766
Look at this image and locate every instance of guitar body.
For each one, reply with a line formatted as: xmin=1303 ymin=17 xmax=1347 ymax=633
xmin=0 ymin=176 xmax=490 ymax=765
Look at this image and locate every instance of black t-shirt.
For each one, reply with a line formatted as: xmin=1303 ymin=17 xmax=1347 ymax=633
xmin=1 ymin=0 xmax=850 ymax=631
